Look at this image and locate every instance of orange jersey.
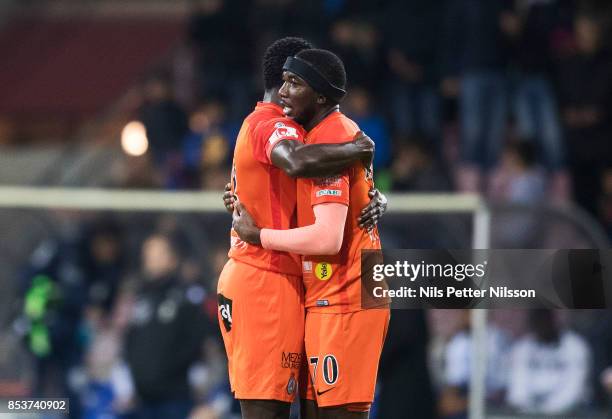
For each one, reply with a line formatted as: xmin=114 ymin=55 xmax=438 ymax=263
xmin=229 ymin=102 xmax=306 ymax=276
xmin=296 ymin=111 xmax=381 ymax=313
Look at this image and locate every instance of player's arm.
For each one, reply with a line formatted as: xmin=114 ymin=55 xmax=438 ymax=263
xmin=270 ymin=131 xmax=374 ymax=178
xmin=233 ymin=202 xmax=347 ymax=255
xmin=223 ymin=182 xmax=234 ymax=213
xmin=233 ymin=170 xmax=351 ymax=255
xmin=225 ymin=183 xmax=387 ymax=229
xmin=358 ymin=189 xmax=388 ymax=230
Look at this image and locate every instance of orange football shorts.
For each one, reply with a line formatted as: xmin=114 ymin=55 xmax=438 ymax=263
xmin=299 ymin=308 xmax=390 ymax=408
xmin=217 ymin=258 xmax=305 ymax=402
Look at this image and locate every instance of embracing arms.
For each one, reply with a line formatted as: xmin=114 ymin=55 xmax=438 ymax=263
xmin=232 ymin=202 xmax=347 ymax=255
xmin=270 ymin=131 xmax=373 ymax=178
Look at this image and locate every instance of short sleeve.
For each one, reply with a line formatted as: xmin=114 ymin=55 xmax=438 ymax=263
xmin=252 ymin=118 xmax=305 ymax=164
xmin=311 ymin=173 xmax=350 ymax=207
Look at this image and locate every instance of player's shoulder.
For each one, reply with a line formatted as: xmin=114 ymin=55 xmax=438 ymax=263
xmin=245 ymin=102 xmax=283 ymax=125
xmin=326 ymin=111 xmax=360 ymax=132
xmin=310 ymin=111 xmax=359 ymax=143
xmin=245 ymin=106 xmax=271 ymax=125
xmin=255 ymin=116 xmax=303 ymax=133
xmin=336 ymin=112 xmax=360 ymax=132
xmin=253 ymin=117 xmax=305 ymax=146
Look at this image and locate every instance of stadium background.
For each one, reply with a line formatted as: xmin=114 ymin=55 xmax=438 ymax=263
xmin=0 ymin=0 xmax=611 ymax=418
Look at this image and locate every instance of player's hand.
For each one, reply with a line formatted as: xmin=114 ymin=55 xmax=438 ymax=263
xmin=353 ymin=131 xmax=374 ymax=168
xmin=232 ymin=202 xmax=262 ymax=245
xmin=358 ymin=188 xmax=387 ymax=230
xmin=223 ymin=182 xmax=235 ymax=213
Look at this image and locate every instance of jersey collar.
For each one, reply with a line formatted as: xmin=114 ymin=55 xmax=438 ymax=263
xmin=255 ymin=101 xmax=283 ymax=116
xmin=305 ymin=110 xmax=341 ymax=141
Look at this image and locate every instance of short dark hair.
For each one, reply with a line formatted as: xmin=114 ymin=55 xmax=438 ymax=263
xmin=263 ymin=37 xmax=313 ymax=90
xmin=295 ymin=49 xmax=347 ymax=101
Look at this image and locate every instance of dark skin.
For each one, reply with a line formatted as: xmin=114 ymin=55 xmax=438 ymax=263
xmin=272 ymin=132 xmax=373 ymax=178
xmin=301 ymin=399 xmax=369 ymax=419
xmin=224 ymin=182 xmax=386 ymax=232
xmin=283 ymin=71 xmax=372 ymax=419
xmin=234 ymin=88 xmax=375 ymax=419
xmin=278 ymin=67 xmax=373 ymax=173
xmin=233 ymin=71 xmax=379 ymax=419
xmin=231 ymin=70 xmax=387 ymax=245
xmin=225 ymin=81 xmax=388 ymax=240
xmin=263 ymin=87 xmax=374 ymax=178
xmin=229 ymin=188 xmax=387 ymax=246
xmin=239 ymin=400 xmax=290 ymax=419
xmin=278 ymin=71 xmax=337 ymax=132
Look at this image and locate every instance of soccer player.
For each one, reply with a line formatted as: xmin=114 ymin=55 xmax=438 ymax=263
xmin=232 ymin=49 xmax=390 ymax=419
xmin=218 ymin=38 xmax=386 ymax=419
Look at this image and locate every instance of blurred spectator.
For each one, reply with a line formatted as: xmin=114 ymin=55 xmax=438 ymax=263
xmin=199 ymin=140 xmax=231 ymax=190
xmin=20 ymin=222 xmax=90 ymax=418
xmin=390 ymin=137 xmax=452 ymax=192
xmin=138 ymin=74 xmax=189 ymax=174
xmin=115 ymin=154 xmax=164 ymax=189
xmin=439 ymin=310 xmax=510 ymax=419
xmin=249 ymin=0 xmax=323 ymax=54
xmin=381 ymin=0 xmax=443 ymax=140
xmin=488 ymin=141 xmax=547 ymax=204
xmin=125 ymin=233 xmax=212 ymax=419
xmin=188 ymin=0 xmax=253 ymax=120
xmin=557 ymin=11 xmax=612 ymax=214
xmin=81 ymin=329 xmax=135 ymax=419
xmin=488 ymin=141 xmax=548 ymax=246
xmin=344 ymin=87 xmax=391 ymax=168
xmin=579 ymin=310 xmax=612 ymax=409
xmin=179 ymin=101 xmax=234 ymax=189
xmin=507 ymin=309 xmax=591 ymax=414
xmin=82 ymin=220 xmax=125 ymax=313
xmin=329 ymin=19 xmax=383 ymax=90
xmin=442 ymin=0 xmax=513 ymax=190
xmin=189 ymin=338 xmax=236 ymax=419
xmin=507 ymin=0 xmax=565 ymax=172
xmin=376 ymin=310 xmax=435 ymax=419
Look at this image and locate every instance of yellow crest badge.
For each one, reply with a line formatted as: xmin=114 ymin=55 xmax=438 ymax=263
xmin=315 ymin=262 xmax=333 ymax=281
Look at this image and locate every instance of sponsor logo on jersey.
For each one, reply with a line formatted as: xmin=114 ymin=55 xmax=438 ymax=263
xmin=316 ymin=300 xmax=330 ymax=307
xmin=281 ymin=352 xmax=303 ymax=369
xmin=316 ymin=189 xmax=342 ymax=197
xmin=315 ymin=262 xmax=333 ymax=281
xmin=303 ymin=261 xmax=313 ymax=273
xmin=268 ymin=123 xmax=299 ymax=147
xmin=315 ymin=176 xmax=342 ymax=187
xmin=217 ymin=294 xmax=233 ymax=332
xmin=287 ymin=373 xmax=297 ymax=395
xmin=317 ymin=388 xmax=334 ymax=396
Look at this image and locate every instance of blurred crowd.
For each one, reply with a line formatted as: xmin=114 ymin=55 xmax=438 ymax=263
xmin=123 ymin=0 xmax=612 ymax=240
xmin=9 ymin=214 xmax=239 ymax=419
xmin=1 ymin=212 xmax=611 ymax=419
xmin=3 ymin=0 xmax=612 ymax=418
